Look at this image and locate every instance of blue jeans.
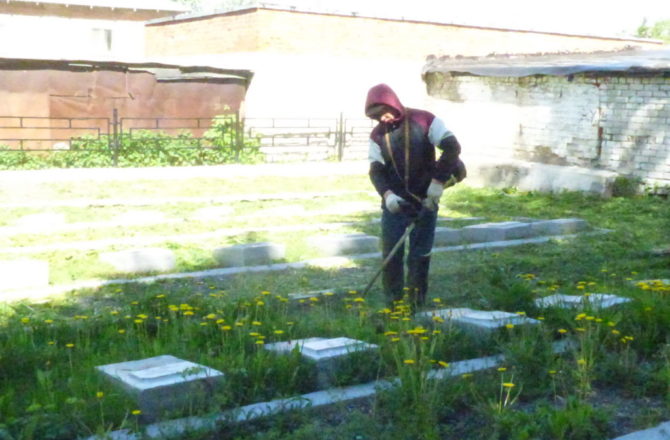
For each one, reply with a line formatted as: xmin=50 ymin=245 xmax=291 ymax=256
xmin=381 ymin=206 xmax=437 ymax=305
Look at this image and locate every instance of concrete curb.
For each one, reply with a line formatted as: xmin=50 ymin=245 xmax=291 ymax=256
xmin=1 ymin=230 xmax=610 ymax=303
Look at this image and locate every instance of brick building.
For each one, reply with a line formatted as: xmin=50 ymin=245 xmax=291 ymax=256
xmin=145 ymin=5 xmax=664 ymax=119
xmin=422 ymin=49 xmax=670 ymax=188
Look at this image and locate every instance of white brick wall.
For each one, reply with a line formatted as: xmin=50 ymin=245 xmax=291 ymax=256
xmin=425 ymin=72 xmax=670 ymax=186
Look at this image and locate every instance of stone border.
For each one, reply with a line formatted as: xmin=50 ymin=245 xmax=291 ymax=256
xmin=82 ymin=340 xmax=573 ymax=440
xmin=3 ymin=230 xmax=610 ymax=303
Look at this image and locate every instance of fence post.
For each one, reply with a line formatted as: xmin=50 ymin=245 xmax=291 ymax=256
xmin=235 ymin=111 xmax=242 ymax=162
xmin=337 ymin=112 xmax=345 ymax=162
xmin=111 ymin=108 xmax=120 ymax=166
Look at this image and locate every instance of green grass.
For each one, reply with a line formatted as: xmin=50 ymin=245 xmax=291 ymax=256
xmin=0 ymin=175 xmax=669 ymax=439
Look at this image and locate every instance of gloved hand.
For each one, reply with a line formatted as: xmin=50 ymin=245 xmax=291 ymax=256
xmin=423 ymin=180 xmax=444 ymax=211
xmin=384 ymin=191 xmax=405 ymax=214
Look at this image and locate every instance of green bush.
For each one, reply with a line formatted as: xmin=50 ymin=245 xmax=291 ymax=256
xmin=0 ymin=114 xmax=262 ymax=169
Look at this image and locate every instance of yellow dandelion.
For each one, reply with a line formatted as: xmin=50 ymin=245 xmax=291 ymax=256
xmin=221 ymin=325 xmax=232 ymax=331
xmin=118 ymin=329 xmax=126 ymax=334
xmin=96 ymin=391 xmax=104 ymax=399
xmin=255 ymin=340 xmax=265 ymax=345
xmin=438 ymin=361 xmax=450 ymax=368
xmin=252 ymin=321 xmax=262 ymax=326
xmin=183 ymin=311 xmax=194 ymax=316
xmin=403 ymin=359 xmax=415 ymax=365
xmin=20 ymin=317 xmax=30 ymax=324
xmin=505 ymin=323 xmax=515 ymax=329
xmin=497 ymin=367 xmax=507 ymax=372
xmin=261 ymin=290 xmax=271 ymax=295
xmin=132 ymin=409 xmax=142 ymax=415
xmin=548 ymin=370 xmax=557 ymax=375
xmin=66 ymin=343 xmax=75 ymax=348
xmin=390 ymin=337 xmax=400 ymax=342
xmin=502 ymin=383 xmax=515 ymax=388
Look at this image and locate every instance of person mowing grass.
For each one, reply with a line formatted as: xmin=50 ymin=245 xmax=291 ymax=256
xmin=365 ymin=83 xmax=465 ymax=309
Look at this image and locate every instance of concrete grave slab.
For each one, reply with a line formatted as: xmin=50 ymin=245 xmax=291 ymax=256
xmin=417 ymin=307 xmax=541 ymax=334
xmin=307 ymin=233 xmax=379 ymax=257
xmin=97 ymin=355 xmax=224 ymax=422
xmin=111 ymin=211 xmax=167 ymax=225
xmin=433 ymin=227 xmax=463 ymax=246
xmin=213 ymin=242 xmax=285 ymax=267
xmin=535 ymin=293 xmax=631 ymax=309
xmin=192 ymin=206 xmax=234 ymax=221
xmin=288 ymin=288 xmax=339 ymax=301
xmin=265 ymin=337 xmax=378 ymax=388
xmin=529 ymin=218 xmax=589 ymax=236
xmin=14 ymin=213 xmax=66 ymax=230
xmin=257 ymin=205 xmax=306 ymax=217
xmin=462 ymin=221 xmax=532 ymax=243
xmin=0 ymin=259 xmax=49 ymax=291
xmin=100 ymin=248 xmax=176 ymax=274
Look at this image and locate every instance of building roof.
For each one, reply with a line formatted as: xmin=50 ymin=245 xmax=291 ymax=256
xmin=422 ymin=48 xmax=670 ymax=77
xmin=149 ymin=2 xmax=660 ymax=44
xmin=1 ymin=0 xmax=189 ymax=12
xmin=0 ymin=56 xmax=253 ymax=85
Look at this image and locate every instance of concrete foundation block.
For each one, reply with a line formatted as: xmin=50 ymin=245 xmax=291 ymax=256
xmin=99 ymin=248 xmax=176 ymax=274
xmin=96 ymin=355 xmax=224 ymax=422
xmin=433 ymin=227 xmax=463 ymax=246
xmin=213 ymin=242 xmax=285 ymax=267
xmin=535 ymin=293 xmax=632 ymax=309
xmin=462 ymin=221 xmax=532 ymax=243
xmin=530 ymin=218 xmax=589 ymax=236
xmin=265 ymin=337 xmax=378 ymax=388
xmin=417 ymin=307 xmax=541 ymax=335
xmin=14 ymin=213 xmax=66 ymax=230
xmin=0 ymin=259 xmax=49 ymax=291
xmin=307 ymin=234 xmax=379 ymax=257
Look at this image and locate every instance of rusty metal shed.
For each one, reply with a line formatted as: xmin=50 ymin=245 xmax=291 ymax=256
xmin=0 ymin=57 xmax=253 ymax=149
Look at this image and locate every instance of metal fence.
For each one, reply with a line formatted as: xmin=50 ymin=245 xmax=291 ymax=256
xmin=0 ymin=111 xmax=375 ymax=165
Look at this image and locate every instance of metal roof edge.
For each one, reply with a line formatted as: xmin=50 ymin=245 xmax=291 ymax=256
xmin=0 ymin=56 xmax=254 ymax=84
xmin=1 ymin=0 xmax=190 ymax=13
xmin=146 ymin=2 xmax=664 ymax=44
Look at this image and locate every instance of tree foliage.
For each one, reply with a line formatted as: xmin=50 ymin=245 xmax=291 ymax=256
xmin=636 ymin=18 xmax=670 ymax=42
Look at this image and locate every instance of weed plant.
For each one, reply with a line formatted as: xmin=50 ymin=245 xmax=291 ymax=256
xmin=0 ymin=185 xmax=668 ymax=439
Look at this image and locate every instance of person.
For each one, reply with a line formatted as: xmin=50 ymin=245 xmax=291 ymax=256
xmin=365 ymin=83 xmax=465 ymax=308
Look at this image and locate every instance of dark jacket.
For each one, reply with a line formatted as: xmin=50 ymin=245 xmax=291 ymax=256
xmin=365 ymin=84 xmax=463 ymax=208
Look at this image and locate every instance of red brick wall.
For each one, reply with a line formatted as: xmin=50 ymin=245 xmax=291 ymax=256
xmin=146 ymin=10 xmax=260 ymax=56
xmin=146 ymin=8 xmax=662 ymax=60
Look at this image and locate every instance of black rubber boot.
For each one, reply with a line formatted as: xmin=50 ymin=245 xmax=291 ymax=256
xmin=407 ymin=256 xmax=431 ymax=309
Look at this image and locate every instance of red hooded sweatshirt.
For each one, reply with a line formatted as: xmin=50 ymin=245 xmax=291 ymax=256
xmin=365 ymin=83 xmax=463 ymax=208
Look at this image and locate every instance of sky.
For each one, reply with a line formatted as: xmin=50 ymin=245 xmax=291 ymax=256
xmin=202 ymin=0 xmax=670 ymax=38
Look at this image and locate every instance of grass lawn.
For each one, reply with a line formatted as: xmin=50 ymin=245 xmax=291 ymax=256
xmin=0 ymin=172 xmax=669 ymax=440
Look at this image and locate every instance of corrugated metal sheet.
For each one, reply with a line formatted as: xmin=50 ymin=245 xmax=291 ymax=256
xmin=422 ymin=49 xmax=670 ymax=77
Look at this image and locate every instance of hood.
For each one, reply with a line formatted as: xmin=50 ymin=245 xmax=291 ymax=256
xmin=365 ymin=83 xmax=405 ymax=120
